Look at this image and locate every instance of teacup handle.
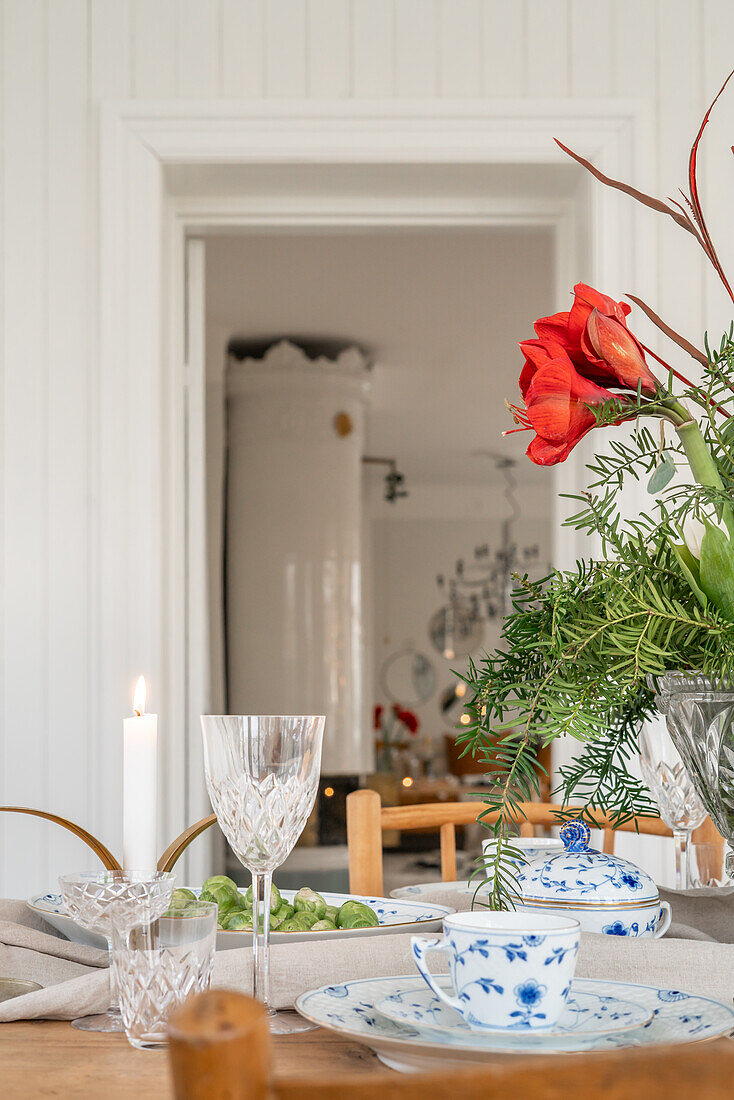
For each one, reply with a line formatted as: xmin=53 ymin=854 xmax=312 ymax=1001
xmin=410 ymin=935 xmax=462 ymax=1012
xmin=654 ymin=900 xmax=672 ymax=938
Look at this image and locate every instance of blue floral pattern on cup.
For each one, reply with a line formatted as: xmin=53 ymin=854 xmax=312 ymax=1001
xmin=411 ymin=911 xmax=580 ymax=1032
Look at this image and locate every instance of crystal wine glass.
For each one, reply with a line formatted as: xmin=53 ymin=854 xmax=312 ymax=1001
xmin=639 ymin=723 xmax=707 ymax=888
xmin=58 ymin=870 xmax=175 ymax=1032
xmin=201 ymin=714 xmax=324 ymax=1035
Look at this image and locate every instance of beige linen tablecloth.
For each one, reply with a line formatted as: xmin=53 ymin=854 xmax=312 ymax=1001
xmin=1 ymin=888 xmax=732 ymax=1022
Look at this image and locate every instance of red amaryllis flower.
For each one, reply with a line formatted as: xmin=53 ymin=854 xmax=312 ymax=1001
xmin=373 ymin=704 xmax=384 ymax=730
xmin=520 ymin=283 xmax=658 ymax=397
xmin=508 ymin=352 xmax=631 ymax=466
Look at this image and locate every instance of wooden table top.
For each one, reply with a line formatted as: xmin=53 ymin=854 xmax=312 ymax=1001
xmin=0 ymin=1019 xmax=379 ymax=1099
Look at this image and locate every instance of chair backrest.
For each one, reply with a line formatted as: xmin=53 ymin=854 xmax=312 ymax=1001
xmin=168 ymin=990 xmax=734 ymax=1100
xmin=345 ymin=788 xmax=719 ymax=897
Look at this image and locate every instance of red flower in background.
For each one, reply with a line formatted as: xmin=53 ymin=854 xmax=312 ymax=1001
xmin=393 ymin=706 xmax=420 ymax=735
xmin=520 ymin=283 xmax=658 ymax=398
xmin=373 ymin=704 xmax=384 ymax=730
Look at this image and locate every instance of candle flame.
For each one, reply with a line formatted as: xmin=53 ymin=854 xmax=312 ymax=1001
xmin=133 ymin=675 xmax=147 ymax=717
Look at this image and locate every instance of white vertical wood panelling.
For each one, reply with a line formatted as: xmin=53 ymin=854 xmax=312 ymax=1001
xmin=439 ymin=0 xmax=482 ymax=97
xmin=394 ymin=0 xmax=438 ymax=97
xmin=91 ymin=0 xmax=132 ymax=862
xmin=2 ymin=0 xmax=49 ymax=893
xmin=352 ymin=0 xmax=394 ymax=97
xmin=570 ymin=0 xmax=613 ymax=98
xmin=656 ymin=0 xmax=705 ymax=351
xmin=307 ymin=0 xmax=351 ymax=97
xmin=90 ymin=0 xmax=132 ymax=100
xmin=701 ymin=0 xmax=734 ymax=334
xmin=265 ymin=0 xmax=307 ymax=97
xmin=525 ymin=0 xmax=569 ymax=98
xmin=177 ymin=0 xmax=221 ymax=97
xmin=0 ymin=0 xmax=4 ymax=891
xmin=481 ymin=0 xmax=527 ymax=97
xmin=221 ymin=0 xmax=266 ymax=98
xmin=3 ymin=0 xmax=734 ymax=894
xmin=612 ymin=0 xmax=656 ymax=102
xmin=132 ymin=0 xmax=178 ymax=99
xmin=46 ymin=0 xmax=92 ymax=880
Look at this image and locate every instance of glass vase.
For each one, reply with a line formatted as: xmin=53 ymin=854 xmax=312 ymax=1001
xmin=652 ymin=672 xmax=734 ymax=878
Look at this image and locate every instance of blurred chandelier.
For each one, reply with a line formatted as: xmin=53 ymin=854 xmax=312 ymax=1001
xmin=429 ymin=458 xmax=540 ymax=659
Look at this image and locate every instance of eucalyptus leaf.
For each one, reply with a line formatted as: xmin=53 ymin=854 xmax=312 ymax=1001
xmin=647 ymin=452 xmax=676 ymax=493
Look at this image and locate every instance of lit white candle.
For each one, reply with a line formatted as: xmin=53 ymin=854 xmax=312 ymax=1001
xmin=122 ymin=675 xmax=158 ymax=870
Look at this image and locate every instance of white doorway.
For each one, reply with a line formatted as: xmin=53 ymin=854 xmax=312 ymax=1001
xmin=96 ymin=100 xmax=651 ymax=880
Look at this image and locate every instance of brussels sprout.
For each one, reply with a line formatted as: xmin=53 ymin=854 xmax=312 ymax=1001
xmin=323 ymin=905 xmax=339 ymax=925
xmin=270 ymin=902 xmax=295 ymax=930
xmin=202 ymin=882 xmax=240 ymax=916
xmin=279 ymin=911 xmax=319 ymax=932
xmin=293 ymin=887 xmax=327 ymax=919
xmin=202 ymin=875 xmax=240 ymax=898
xmin=221 ymin=910 xmax=253 ymax=932
xmin=169 ymin=888 xmax=197 ymax=910
xmin=310 ymin=919 xmax=337 ymax=932
xmin=337 ymin=900 xmax=379 ymax=929
xmin=242 ymin=883 xmax=282 ymax=913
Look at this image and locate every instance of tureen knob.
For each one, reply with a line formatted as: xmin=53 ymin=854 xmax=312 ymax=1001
xmin=559 ymin=818 xmax=591 ymax=853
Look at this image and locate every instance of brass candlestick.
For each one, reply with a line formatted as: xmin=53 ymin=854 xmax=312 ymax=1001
xmin=0 ymin=806 xmax=219 ymax=873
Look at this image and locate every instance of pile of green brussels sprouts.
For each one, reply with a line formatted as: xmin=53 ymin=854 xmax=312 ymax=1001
xmin=171 ymin=876 xmax=380 ymax=933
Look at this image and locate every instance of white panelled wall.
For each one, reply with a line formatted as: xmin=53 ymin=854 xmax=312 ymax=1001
xmin=2 ymin=0 xmax=734 ymax=894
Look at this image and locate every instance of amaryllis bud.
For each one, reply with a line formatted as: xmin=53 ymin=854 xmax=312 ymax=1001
xmin=682 ymin=513 xmax=729 ymax=560
xmin=585 ymin=309 xmax=658 ymax=395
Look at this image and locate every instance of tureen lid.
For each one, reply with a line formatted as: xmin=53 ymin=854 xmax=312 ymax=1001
xmin=516 ymin=819 xmax=659 ymax=908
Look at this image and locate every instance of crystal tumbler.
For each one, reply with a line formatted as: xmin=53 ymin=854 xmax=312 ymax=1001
xmin=58 ymin=870 xmax=175 ymax=1032
xmin=110 ymin=900 xmax=217 ymax=1050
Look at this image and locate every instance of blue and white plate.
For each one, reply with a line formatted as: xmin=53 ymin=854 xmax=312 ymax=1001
xmin=376 ymin=982 xmax=652 ymax=1038
xmin=295 ymin=975 xmax=734 ymax=1069
xmin=28 ymin=889 xmax=454 ymax=951
xmin=391 ymin=880 xmax=488 ymax=903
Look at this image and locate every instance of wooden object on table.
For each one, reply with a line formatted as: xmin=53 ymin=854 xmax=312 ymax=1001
xmin=169 ymin=992 xmax=734 ymax=1100
xmin=364 ymin=772 xmax=400 ymax=847
xmin=346 ymin=790 xmax=688 ymax=897
xmin=168 ymin=991 xmax=270 ymax=1100
xmin=0 ymin=806 xmax=122 ymax=870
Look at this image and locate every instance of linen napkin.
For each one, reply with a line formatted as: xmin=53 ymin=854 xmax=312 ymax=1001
xmin=1 ymin=888 xmax=733 ymax=1022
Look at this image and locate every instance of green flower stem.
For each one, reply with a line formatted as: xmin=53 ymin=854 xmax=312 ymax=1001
xmin=664 ymin=397 xmax=734 ymax=540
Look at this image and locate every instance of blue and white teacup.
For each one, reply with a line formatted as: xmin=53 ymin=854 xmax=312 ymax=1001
xmin=411 ymin=910 xmax=580 ymax=1032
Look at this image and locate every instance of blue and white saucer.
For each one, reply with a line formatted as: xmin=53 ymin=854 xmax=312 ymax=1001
xmin=295 ymin=975 xmax=734 ymax=1069
xmin=376 ymin=982 xmax=652 ymax=1038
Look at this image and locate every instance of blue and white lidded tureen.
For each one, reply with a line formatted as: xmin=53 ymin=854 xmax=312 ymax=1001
xmin=514 ymin=820 xmax=672 ymax=939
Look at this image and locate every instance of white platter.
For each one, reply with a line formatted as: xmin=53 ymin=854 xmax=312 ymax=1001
xmin=295 ymin=975 xmax=734 ymax=1070
xmin=28 ymin=889 xmax=454 ymax=950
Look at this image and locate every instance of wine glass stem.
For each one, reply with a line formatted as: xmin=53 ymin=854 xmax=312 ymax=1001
xmin=674 ymin=830 xmax=689 ymax=890
xmin=106 ymin=939 xmax=119 ymax=1012
xmin=251 ymin=871 xmax=273 ymax=1014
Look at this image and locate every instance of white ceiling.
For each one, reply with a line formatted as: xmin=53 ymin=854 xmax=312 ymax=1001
xmin=205 ymin=227 xmax=555 ymax=489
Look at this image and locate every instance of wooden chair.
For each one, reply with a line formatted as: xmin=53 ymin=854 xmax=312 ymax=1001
xmin=167 ymin=990 xmax=734 ymax=1100
xmin=345 ymin=788 xmax=723 ymax=896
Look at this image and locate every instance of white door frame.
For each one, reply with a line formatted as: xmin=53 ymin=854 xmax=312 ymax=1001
xmin=96 ymin=99 xmax=654 ymax=873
